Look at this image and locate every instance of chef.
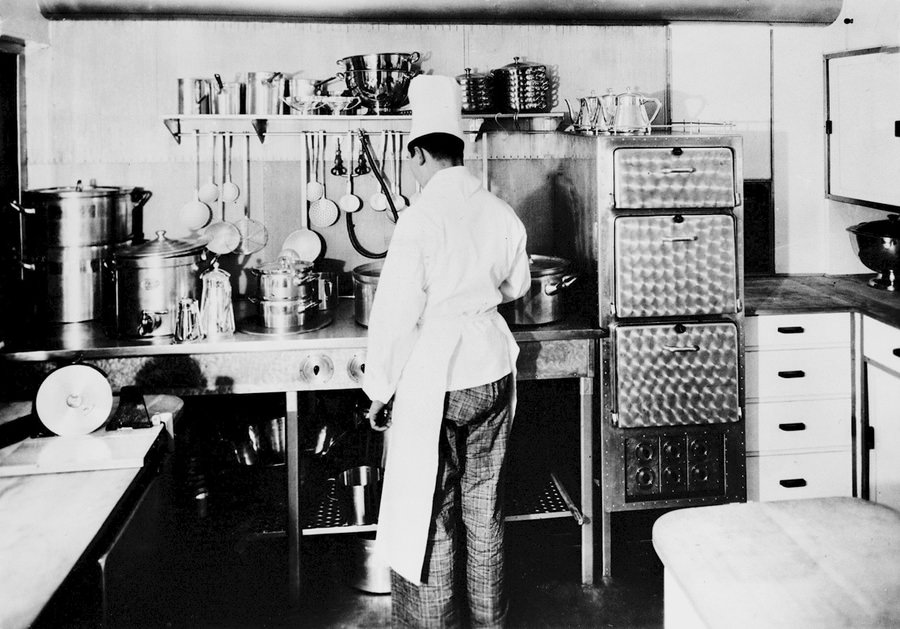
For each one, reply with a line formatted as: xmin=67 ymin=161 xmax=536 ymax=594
xmin=363 ymin=74 xmax=531 ymax=627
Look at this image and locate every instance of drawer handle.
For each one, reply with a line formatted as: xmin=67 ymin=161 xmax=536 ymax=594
xmin=777 ymin=370 xmax=806 ymax=379
xmin=659 ymin=167 xmax=697 ymax=174
xmin=779 ymin=478 xmax=807 ymax=489
xmin=893 ymin=348 xmax=900 ymax=358
xmin=661 ymin=235 xmax=698 ymax=243
xmin=777 ymin=326 xmax=805 ymax=334
xmin=778 ymin=422 xmax=806 ymax=432
xmin=663 ymin=344 xmax=700 ymax=353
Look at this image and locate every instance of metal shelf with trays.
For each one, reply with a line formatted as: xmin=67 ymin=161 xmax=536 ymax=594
xmin=162 ymin=112 xmax=565 ymax=143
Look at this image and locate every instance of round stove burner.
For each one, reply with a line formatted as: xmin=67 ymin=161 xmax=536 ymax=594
xmin=238 ymin=311 xmax=333 ymax=336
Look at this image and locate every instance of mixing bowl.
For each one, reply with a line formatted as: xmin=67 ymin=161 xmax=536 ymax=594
xmin=846 ymin=214 xmax=900 ymax=290
xmin=338 ymin=69 xmax=418 ymax=113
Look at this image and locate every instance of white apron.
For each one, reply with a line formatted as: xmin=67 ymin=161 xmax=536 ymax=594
xmin=375 ymin=310 xmax=519 ymax=584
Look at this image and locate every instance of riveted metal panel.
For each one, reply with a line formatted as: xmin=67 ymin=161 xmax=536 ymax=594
xmin=613 ymin=147 xmax=736 ymax=209
xmin=613 ymin=213 xmax=738 ymax=318
xmin=613 ymin=321 xmax=740 ymax=427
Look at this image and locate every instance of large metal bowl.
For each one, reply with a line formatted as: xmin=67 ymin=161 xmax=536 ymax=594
xmin=337 ymin=52 xmax=420 ymax=74
xmin=338 ymin=69 xmax=418 ymax=113
xmin=847 ymin=214 xmax=900 ymax=290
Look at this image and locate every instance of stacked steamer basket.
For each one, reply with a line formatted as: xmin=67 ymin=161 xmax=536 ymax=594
xmin=456 ymin=68 xmax=496 ymax=114
xmin=249 ymin=257 xmax=320 ymax=333
xmin=12 ymin=182 xmax=151 ymax=324
xmin=492 ymin=57 xmax=551 ymax=114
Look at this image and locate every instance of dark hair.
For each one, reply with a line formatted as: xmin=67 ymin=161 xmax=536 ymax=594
xmin=407 ymin=132 xmax=464 ymax=163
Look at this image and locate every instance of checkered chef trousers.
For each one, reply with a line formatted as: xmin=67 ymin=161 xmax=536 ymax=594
xmin=391 ymin=374 xmax=514 ymax=629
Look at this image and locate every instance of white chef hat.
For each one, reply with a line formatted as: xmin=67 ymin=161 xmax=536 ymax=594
xmin=407 ymin=74 xmax=465 ymax=145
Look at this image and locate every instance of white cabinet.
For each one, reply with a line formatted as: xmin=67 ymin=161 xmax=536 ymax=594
xmin=862 ymin=316 xmax=900 ymax=511
xmin=745 ymin=312 xmax=854 ymax=501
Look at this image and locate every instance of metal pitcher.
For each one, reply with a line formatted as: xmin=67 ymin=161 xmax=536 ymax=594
xmin=565 ymin=95 xmax=608 ymax=134
xmin=612 ymin=87 xmax=661 ymax=134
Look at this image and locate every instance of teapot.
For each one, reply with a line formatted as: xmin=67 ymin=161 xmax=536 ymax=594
xmin=611 ymin=87 xmax=661 ymax=134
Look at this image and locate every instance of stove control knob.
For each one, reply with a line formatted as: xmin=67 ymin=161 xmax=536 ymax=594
xmin=689 ymin=440 xmax=710 ymax=461
xmin=662 ymin=466 xmax=682 ymax=486
xmin=663 ymin=440 xmax=684 ymax=460
xmin=690 ymin=464 xmax=709 ymax=483
xmin=636 ymin=467 xmax=655 ymax=488
xmin=347 ymin=353 xmax=367 ymax=383
xmin=634 ymin=441 xmax=655 ymax=462
xmin=299 ymin=354 xmax=334 ymax=385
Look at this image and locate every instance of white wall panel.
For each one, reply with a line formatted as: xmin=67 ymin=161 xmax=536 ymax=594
xmin=670 ymin=24 xmax=771 ymax=180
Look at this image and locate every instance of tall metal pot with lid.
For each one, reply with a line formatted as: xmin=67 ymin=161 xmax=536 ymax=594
xmin=11 ymin=182 xmax=151 ymax=251
xmin=108 ymin=230 xmax=205 ymax=338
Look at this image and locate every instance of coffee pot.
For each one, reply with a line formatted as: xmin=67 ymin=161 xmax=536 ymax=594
xmin=611 ymin=87 xmax=661 ymax=134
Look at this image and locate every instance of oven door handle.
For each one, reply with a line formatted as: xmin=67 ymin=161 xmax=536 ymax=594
xmin=658 ymin=167 xmax=697 ymax=174
xmin=661 ymin=235 xmax=698 ymax=243
xmin=663 ymin=344 xmax=700 ymax=353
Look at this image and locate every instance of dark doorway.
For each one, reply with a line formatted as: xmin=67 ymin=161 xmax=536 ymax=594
xmin=743 ymin=179 xmax=775 ymax=276
xmin=0 ymin=38 xmax=25 ymax=340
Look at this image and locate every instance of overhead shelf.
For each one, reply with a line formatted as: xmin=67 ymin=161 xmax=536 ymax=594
xmin=162 ymin=112 xmax=565 ymax=143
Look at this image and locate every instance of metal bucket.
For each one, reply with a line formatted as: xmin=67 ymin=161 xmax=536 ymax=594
xmin=336 ymin=465 xmax=383 ymax=526
xmin=346 ymin=534 xmax=391 ymax=594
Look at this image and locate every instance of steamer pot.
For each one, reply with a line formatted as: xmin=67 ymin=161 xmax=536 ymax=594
xmin=12 ymin=184 xmax=151 ymax=250
xmin=258 ymin=297 xmax=319 ymax=330
xmin=108 ymin=230 xmax=205 ymax=338
xmin=251 ymin=258 xmax=316 ymax=301
xmin=502 ymin=255 xmax=577 ymax=325
xmin=352 ymin=261 xmax=383 ymax=327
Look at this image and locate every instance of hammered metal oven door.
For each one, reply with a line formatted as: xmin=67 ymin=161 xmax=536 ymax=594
xmin=612 ymin=321 xmax=741 ymax=428
xmin=613 ymin=147 xmax=736 ymax=209
xmin=613 ymin=213 xmax=738 ymax=318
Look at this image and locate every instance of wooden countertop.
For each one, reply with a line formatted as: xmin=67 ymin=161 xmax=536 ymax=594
xmin=745 ymin=273 xmax=900 ymax=326
xmin=652 ymin=498 xmax=900 ymax=628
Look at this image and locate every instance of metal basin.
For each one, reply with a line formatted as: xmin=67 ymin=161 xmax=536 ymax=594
xmin=847 ymin=214 xmax=900 ymax=290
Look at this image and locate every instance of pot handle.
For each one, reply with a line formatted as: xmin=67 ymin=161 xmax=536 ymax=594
xmin=19 ymin=259 xmax=37 ymax=272
xmin=131 ymin=188 xmax=153 ymax=212
xmin=544 ymin=274 xmax=578 ymax=296
xmin=9 ymin=200 xmax=36 ymax=215
xmin=137 ymin=310 xmax=168 ymax=336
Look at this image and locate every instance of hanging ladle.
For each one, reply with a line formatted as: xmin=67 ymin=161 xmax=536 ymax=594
xmin=339 ymin=131 xmax=363 ymax=213
xmin=221 ymin=131 xmax=240 ymax=203
xmin=198 ymin=132 xmax=220 ymax=204
xmin=181 ymin=130 xmax=212 ymax=231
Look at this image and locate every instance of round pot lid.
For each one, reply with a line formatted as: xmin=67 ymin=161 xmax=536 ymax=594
xmin=25 ymin=184 xmax=125 ymax=200
xmin=495 ymin=57 xmax=547 ymax=73
xmin=115 ymin=230 xmax=206 ymax=260
xmin=528 ymin=254 xmax=571 ymax=277
xmin=847 ymin=214 xmax=900 ymax=240
xmin=257 ymin=257 xmax=314 ymax=276
xmin=35 ymin=364 xmax=113 ymax=436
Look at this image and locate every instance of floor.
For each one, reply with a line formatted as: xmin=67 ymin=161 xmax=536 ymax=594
xmin=156 ymin=514 xmax=664 ymax=629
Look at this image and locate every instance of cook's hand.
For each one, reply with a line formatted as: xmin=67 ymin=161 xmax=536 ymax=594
xmin=367 ymin=400 xmax=391 ymax=431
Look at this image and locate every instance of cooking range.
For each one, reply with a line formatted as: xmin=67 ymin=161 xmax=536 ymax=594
xmin=563 ymin=132 xmax=746 ymax=577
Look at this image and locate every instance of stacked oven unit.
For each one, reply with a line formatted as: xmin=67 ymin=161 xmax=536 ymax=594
xmin=574 ymin=134 xmax=747 ymax=578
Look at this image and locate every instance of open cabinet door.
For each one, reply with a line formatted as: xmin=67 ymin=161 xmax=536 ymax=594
xmin=825 ymin=47 xmax=900 ymax=211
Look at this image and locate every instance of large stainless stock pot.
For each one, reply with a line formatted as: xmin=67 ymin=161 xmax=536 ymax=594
xmin=502 ymin=255 xmax=577 ymax=325
xmin=108 ymin=230 xmax=205 ymax=338
xmin=22 ymin=244 xmax=112 ymax=323
xmin=12 ymin=183 xmax=151 ymax=250
xmin=351 ymin=261 xmax=383 ymax=327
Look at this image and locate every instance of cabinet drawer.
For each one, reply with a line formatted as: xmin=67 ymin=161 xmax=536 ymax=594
xmin=746 ymin=451 xmax=852 ymax=501
xmin=745 ymin=398 xmax=851 ymax=454
xmin=863 ymin=316 xmax=900 ymax=372
xmin=745 ymin=312 xmax=850 ymax=349
xmin=745 ymin=347 xmax=851 ymax=400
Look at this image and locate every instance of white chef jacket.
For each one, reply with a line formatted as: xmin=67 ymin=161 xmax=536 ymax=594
xmin=362 ymin=165 xmax=530 ymax=583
